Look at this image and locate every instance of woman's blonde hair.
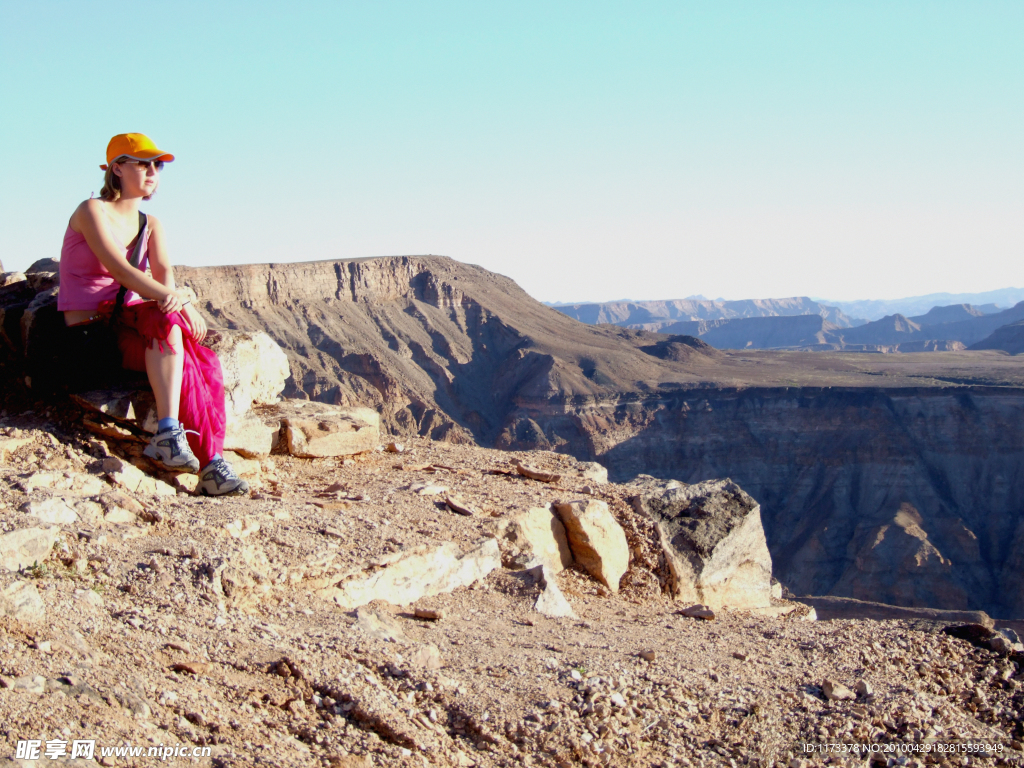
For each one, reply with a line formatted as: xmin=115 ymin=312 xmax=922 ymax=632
xmin=98 ymin=156 xmax=156 ymax=201
xmin=98 ymin=159 xmax=124 ymax=202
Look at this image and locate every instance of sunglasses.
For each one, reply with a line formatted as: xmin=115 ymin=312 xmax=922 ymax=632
xmin=118 ymin=159 xmax=164 ymax=172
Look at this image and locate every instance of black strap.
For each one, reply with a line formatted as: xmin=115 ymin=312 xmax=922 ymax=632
xmin=113 ymin=211 xmax=148 ymax=315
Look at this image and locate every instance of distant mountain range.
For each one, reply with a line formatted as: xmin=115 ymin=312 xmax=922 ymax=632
xmin=809 ymin=288 xmax=1024 ymax=321
xmin=553 ymin=296 xmax=864 ymax=330
xmin=551 ymin=294 xmax=1024 ymax=354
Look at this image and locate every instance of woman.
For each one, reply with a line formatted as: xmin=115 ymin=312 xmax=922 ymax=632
xmin=59 ymin=132 xmax=247 ymax=496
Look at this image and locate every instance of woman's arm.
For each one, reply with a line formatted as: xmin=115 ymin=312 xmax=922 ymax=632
xmin=146 ymin=215 xmax=207 ymax=340
xmin=72 ymin=199 xmax=184 ymax=313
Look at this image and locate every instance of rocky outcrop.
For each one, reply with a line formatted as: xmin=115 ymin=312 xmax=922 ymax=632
xmin=793 ymin=595 xmax=993 ymax=626
xmin=497 ymin=506 xmax=573 ymax=573
xmin=553 ymin=500 xmax=629 ymax=592
xmin=630 ymin=479 xmax=773 ymax=610
xmin=283 ymin=406 xmax=380 ymax=458
xmin=596 ymin=387 xmax=1024 ymax=618
xmin=325 ymin=539 xmax=501 ymax=610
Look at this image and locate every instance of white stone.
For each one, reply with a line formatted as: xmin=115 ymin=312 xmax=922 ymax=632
xmin=211 ymin=331 xmax=290 ymax=417
xmin=104 ymin=508 xmax=138 ymax=524
xmin=554 ymin=500 xmax=630 ymax=592
xmin=223 ymin=411 xmax=277 ymax=458
xmin=504 ymin=507 xmax=573 ymax=573
xmin=21 ymin=497 xmax=78 ymax=525
xmin=224 ymin=518 xmax=260 ymax=540
xmin=0 ymin=581 xmax=46 ymax=622
xmin=532 ymin=564 xmax=577 ymax=619
xmin=577 ymin=462 xmax=608 ymax=484
xmin=283 ymin=407 xmax=380 ymax=458
xmin=330 ymin=539 xmax=500 ymax=610
xmin=0 ymin=527 xmax=60 ymax=572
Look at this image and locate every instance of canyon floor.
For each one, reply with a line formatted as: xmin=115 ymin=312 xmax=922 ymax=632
xmin=1 ymin=413 xmax=1023 ymax=768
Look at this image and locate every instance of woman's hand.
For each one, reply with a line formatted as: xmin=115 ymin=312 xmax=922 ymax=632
xmin=181 ymin=303 xmax=208 ymax=342
xmin=157 ymin=290 xmax=185 ymax=314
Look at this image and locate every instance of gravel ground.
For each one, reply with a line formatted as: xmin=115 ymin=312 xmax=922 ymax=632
xmin=0 ymin=410 xmax=1022 ymax=768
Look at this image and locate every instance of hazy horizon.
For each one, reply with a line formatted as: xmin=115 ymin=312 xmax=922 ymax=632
xmin=543 ymin=286 xmax=1024 ymax=308
xmin=3 ymin=2 xmax=1023 ymax=303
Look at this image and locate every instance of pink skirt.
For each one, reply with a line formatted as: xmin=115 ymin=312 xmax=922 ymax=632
xmin=101 ymin=300 xmax=226 ymax=466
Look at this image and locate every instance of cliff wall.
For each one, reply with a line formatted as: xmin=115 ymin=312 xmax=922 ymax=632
xmin=168 ymin=257 xmax=1024 ymax=618
xmin=509 ymin=387 xmax=1024 ymax=618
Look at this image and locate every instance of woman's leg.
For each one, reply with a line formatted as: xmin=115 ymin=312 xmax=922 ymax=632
xmin=144 ymin=325 xmax=183 ymax=421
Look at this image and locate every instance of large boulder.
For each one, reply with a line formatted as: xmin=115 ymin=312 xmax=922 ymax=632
xmin=631 ymin=479 xmax=773 ymax=610
xmin=70 ymin=330 xmax=292 ymax=458
xmin=499 ymin=506 xmax=573 ymax=573
xmin=553 ymin=499 xmax=630 ymax=592
xmin=204 ymin=331 xmax=290 ymax=418
xmin=282 ymin=404 xmax=380 ymax=458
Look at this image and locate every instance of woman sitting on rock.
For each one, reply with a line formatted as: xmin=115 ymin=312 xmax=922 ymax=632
xmin=58 ymin=132 xmax=247 ymax=496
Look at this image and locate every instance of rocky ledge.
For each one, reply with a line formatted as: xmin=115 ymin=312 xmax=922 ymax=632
xmin=1 ymin=421 xmax=1023 ymax=767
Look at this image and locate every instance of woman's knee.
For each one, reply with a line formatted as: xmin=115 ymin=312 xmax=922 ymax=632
xmin=148 ymin=325 xmax=183 ymax=353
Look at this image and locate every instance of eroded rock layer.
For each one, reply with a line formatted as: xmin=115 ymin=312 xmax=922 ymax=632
xmin=167 ymin=257 xmax=1024 ymax=618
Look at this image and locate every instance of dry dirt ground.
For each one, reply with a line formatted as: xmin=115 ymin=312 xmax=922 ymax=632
xmin=1 ymin=410 xmax=1022 ymax=768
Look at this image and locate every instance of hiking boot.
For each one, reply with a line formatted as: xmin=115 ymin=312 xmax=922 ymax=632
xmin=143 ymin=425 xmax=200 ymax=473
xmin=198 ymin=456 xmax=249 ymax=497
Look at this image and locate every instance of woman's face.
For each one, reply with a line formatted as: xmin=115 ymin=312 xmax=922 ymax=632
xmin=113 ymin=159 xmax=161 ymax=199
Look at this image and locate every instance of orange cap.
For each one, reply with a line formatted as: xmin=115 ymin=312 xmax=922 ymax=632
xmin=100 ymin=133 xmax=175 ymax=170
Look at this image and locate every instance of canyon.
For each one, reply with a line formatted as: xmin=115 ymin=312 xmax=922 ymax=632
xmin=555 ymin=296 xmax=1024 ymax=352
xmin=168 ymin=256 xmax=1024 ymax=620
xmin=3 ymin=255 xmax=1024 ymax=620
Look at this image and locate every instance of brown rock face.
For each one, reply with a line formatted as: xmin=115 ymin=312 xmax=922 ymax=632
xmin=7 ymin=255 xmax=1024 ymax=618
xmin=173 ymin=257 xmax=744 ymax=448
xmin=553 ymin=499 xmax=629 ymax=592
xmin=282 ymin=407 xmax=380 ymax=458
xmin=631 ymin=479 xmax=773 ymax=610
xmin=165 ymin=256 xmax=1024 ymax=618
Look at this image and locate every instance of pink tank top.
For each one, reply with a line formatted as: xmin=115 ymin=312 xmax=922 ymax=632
xmin=58 ymin=222 xmax=151 ymax=311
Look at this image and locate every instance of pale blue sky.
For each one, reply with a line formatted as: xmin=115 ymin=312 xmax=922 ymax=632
xmin=2 ymin=1 xmax=1022 ymax=302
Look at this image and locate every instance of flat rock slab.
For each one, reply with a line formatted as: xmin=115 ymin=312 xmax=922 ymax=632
xmin=329 ymin=539 xmax=500 ymax=610
xmin=0 ymin=526 xmax=60 ymax=572
xmin=554 ymin=499 xmax=629 ymax=592
xmin=282 ymin=406 xmax=380 ymax=458
xmin=796 ymin=595 xmax=993 ymax=627
xmin=101 ymin=456 xmax=176 ymax=497
xmin=21 ymin=497 xmax=78 ymax=525
xmin=632 ymin=478 xmax=773 ymax=610
xmin=0 ymin=580 xmax=45 ymax=622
